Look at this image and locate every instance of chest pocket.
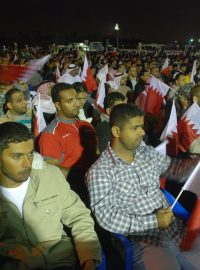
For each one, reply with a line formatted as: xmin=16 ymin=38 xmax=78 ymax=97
xmin=29 ymin=195 xmax=62 ymax=242
xmin=33 ymin=195 xmax=59 ymax=216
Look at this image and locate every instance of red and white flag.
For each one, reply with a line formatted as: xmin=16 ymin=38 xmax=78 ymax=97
xmin=177 ymin=102 xmax=200 ymax=153
xmin=160 ymin=100 xmax=179 ymax=156
xmin=55 ymin=65 xmax=61 ymax=81
xmin=190 ymin=59 xmax=197 ymax=84
xmin=161 ymin=57 xmax=169 ymax=75
xmin=145 ymin=76 xmax=169 ymax=116
xmin=81 ymin=55 xmax=97 ymax=93
xmin=135 ymin=90 xmax=147 ymax=111
xmin=34 ymin=94 xmax=46 ymax=138
xmin=95 ymin=78 xmax=106 ymax=112
xmin=0 ymin=55 xmax=51 ymax=84
xmin=97 ymin=64 xmax=108 ymax=81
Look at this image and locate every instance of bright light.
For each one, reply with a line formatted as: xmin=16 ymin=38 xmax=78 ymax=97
xmin=114 ymin=23 xmax=119 ymax=31
xmin=190 ymin=38 xmax=194 ymax=43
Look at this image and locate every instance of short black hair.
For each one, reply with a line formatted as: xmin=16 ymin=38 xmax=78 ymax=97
xmin=51 ymin=83 xmax=74 ymax=103
xmin=139 ymin=69 xmax=149 ymax=78
xmin=72 ymin=82 xmax=87 ymax=94
xmin=0 ymin=122 xmax=34 ymax=154
xmin=5 ymin=88 xmax=23 ymax=104
xmin=110 ymin=103 xmax=143 ymax=129
xmin=104 ymin=92 xmax=126 ymax=110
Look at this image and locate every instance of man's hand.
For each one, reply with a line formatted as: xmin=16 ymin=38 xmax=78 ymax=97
xmin=156 ymin=207 xmax=173 ymax=229
xmin=83 ymin=259 xmax=98 ymax=270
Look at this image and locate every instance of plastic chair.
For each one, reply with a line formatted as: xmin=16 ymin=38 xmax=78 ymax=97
xmin=162 ymin=188 xmax=191 ymax=221
xmin=97 ymin=250 xmax=106 ymax=270
xmin=111 ymin=233 xmax=133 ymax=270
xmin=110 ymin=189 xmax=191 ymax=270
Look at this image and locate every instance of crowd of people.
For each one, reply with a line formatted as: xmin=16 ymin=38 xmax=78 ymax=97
xmin=0 ymin=44 xmax=200 ymax=270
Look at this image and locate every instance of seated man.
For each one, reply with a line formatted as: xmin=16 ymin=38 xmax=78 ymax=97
xmin=0 ymin=122 xmax=101 ymax=270
xmin=0 ymin=88 xmax=32 ymax=130
xmin=39 ymin=83 xmax=98 ymax=204
xmin=87 ymin=103 xmax=197 ymax=270
xmin=95 ymin=92 xmax=126 ymax=153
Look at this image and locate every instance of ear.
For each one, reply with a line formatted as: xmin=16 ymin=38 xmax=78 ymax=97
xmin=7 ymin=102 xmax=12 ymax=110
xmin=111 ymin=126 xmax=120 ymax=138
xmin=106 ymin=108 xmax=111 ymax=116
xmin=193 ymin=96 xmax=198 ymax=104
xmin=54 ymin=102 xmax=61 ymax=111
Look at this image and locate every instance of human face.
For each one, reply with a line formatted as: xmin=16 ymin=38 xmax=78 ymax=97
xmin=176 ymin=75 xmax=186 ymax=88
xmin=141 ymin=71 xmax=150 ymax=82
xmin=0 ymin=140 xmax=34 ymax=187
xmin=151 ymin=67 xmax=160 ymax=78
xmin=8 ymin=92 xmax=27 ymax=115
xmin=56 ymin=89 xmax=80 ymax=118
xmin=77 ymin=91 xmax=87 ymax=109
xmin=129 ymin=66 xmax=137 ymax=78
xmin=69 ymin=68 xmax=79 ymax=77
xmin=116 ymin=116 xmax=145 ymax=151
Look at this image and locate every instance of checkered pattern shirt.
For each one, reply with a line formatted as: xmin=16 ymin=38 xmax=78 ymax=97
xmin=87 ymin=144 xmax=185 ymax=247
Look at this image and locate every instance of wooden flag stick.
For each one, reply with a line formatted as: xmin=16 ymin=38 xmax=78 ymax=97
xmin=170 ymin=188 xmax=184 ymax=211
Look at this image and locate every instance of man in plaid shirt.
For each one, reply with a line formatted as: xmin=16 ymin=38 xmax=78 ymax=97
xmin=87 ymin=104 xmax=197 ymax=270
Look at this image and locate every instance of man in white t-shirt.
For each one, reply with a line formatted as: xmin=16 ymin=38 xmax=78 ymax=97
xmin=0 ymin=122 xmax=101 ymax=270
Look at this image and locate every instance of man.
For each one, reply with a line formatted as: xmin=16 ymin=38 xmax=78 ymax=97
xmin=126 ymin=65 xmax=137 ymax=92
xmin=87 ymin=104 xmax=197 ymax=270
xmin=0 ymin=88 xmax=32 ymax=130
xmin=39 ymin=83 xmax=97 ymax=203
xmin=134 ymin=69 xmax=150 ymax=98
xmin=167 ymin=72 xmax=186 ymax=100
xmin=0 ymin=122 xmax=101 ymax=270
xmin=72 ymin=82 xmax=93 ymax=123
xmin=95 ymin=92 xmax=126 ymax=153
xmin=58 ymin=64 xmax=81 ymax=85
xmin=187 ymin=85 xmax=200 ymax=154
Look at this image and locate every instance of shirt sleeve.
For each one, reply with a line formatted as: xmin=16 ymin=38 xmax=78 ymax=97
xmin=39 ymin=132 xmax=62 ymax=162
xmin=87 ymin=166 xmax=158 ymax=235
xmin=57 ymin=170 xmax=101 ymax=266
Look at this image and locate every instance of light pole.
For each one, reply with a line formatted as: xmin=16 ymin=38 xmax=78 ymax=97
xmin=114 ymin=23 xmax=120 ymax=50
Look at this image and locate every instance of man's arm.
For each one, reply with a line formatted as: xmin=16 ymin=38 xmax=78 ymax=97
xmin=56 ymin=169 xmax=101 ymax=267
xmin=46 ymin=158 xmax=70 ymax=178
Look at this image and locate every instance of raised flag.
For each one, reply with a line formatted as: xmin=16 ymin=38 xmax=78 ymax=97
xmin=155 ymin=140 xmax=168 ymax=157
xmin=190 ymin=60 xmax=197 ymax=84
xmin=33 ymin=94 xmax=46 ymax=138
xmin=97 ymin=64 xmax=108 ymax=81
xmin=55 ymin=65 xmax=61 ymax=81
xmin=160 ymin=100 xmax=179 ymax=156
xmin=177 ymin=102 xmax=200 ymax=153
xmin=81 ymin=55 xmax=97 ymax=93
xmin=161 ymin=57 xmax=169 ymax=75
xmin=96 ymin=78 xmax=106 ymax=112
xmin=0 ymin=55 xmax=51 ymax=84
xmin=145 ymin=76 xmax=169 ymax=116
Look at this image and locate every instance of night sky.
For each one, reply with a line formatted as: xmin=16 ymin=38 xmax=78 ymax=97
xmin=1 ymin=0 xmax=200 ymax=42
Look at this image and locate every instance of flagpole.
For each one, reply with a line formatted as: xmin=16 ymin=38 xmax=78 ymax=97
xmin=170 ymin=188 xmax=184 ymax=211
xmin=150 ymin=74 xmax=181 ymax=98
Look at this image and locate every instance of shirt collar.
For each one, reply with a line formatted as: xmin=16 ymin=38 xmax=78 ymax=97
xmin=55 ymin=116 xmax=79 ymax=124
xmin=106 ymin=145 xmax=135 ymax=167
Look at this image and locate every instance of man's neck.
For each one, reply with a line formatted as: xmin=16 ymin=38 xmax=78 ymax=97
xmin=8 ymin=110 xmax=25 ymax=117
xmin=56 ymin=113 xmax=76 ymax=122
xmin=111 ymin=142 xmax=134 ymax=163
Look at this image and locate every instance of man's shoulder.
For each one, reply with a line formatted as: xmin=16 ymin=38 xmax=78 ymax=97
xmin=42 ymin=118 xmax=59 ymax=134
xmin=87 ymin=150 xmax=112 ymax=174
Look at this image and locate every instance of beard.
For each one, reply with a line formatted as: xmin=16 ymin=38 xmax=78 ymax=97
xmin=1 ymin=167 xmax=31 ymax=185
